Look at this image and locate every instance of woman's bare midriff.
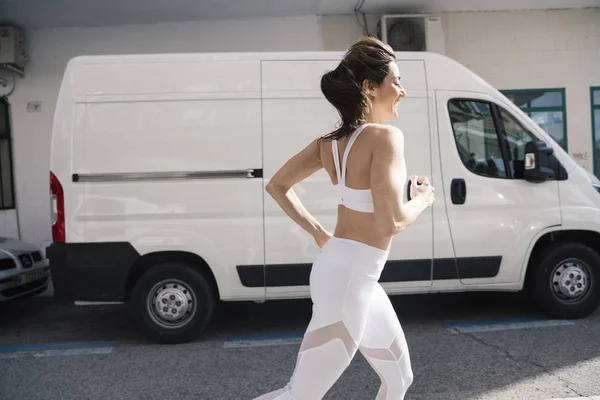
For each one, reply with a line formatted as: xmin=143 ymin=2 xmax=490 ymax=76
xmin=333 ymin=207 xmax=393 ymax=251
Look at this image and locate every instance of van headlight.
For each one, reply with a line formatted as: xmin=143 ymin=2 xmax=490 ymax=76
xmin=594 ymin=184 xmax=600 ymax=194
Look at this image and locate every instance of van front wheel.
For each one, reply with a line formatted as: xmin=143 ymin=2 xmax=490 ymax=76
xmin=530 ymin=242 xmax=600 ymax=319
xmin=130 ymin=262 xmax=216 ymax=344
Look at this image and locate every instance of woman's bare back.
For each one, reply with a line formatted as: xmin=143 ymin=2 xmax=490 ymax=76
xmin=319 ymin=124 xmax=405 ymax=250
xmin=266 ymin=122 xmax=431 ymax=251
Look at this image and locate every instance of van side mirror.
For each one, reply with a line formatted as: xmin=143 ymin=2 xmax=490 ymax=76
xmin=524 ymin=140 xmax=555 ymax=183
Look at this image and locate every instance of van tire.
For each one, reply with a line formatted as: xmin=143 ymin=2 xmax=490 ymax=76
xmin=130 ymin=262 xmax=216 ymax=344
xmin=529 ymin=242 xmax=600 ymax=319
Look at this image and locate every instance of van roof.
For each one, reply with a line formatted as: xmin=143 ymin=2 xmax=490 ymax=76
xmin=57 ymin=50 xmax=509 ymax=108
xmin=66 ymin=50 xmax=450 ymax=64
xmin=62 ymin=50 xmax=496 ymax=95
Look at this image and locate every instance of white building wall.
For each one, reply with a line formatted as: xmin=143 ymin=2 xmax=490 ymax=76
xmin=0 ymin=211 xmax=19 ymax=238
xmin=2 ymin=16 xmax=323 ymax=248
xmin=441 ymin=9 xmax=600 ymax=172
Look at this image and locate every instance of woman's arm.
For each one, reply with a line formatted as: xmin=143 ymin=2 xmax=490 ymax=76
xmin=370 ymin=126 xmax=434 ymax=236
xmin=265 ymin=138 xmax=332 ymax=246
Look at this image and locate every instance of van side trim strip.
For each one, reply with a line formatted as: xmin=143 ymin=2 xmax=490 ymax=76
xmin=237 ymin=256 xmax=502 ymax=287
xmin=72 ymin=169 xmax=263 ymax=182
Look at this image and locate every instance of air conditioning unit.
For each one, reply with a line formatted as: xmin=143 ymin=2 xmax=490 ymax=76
xmin=0 ymin=26 xmax=28 ymax=76
xmin=379 ymin=14 xmax=445 ymax=55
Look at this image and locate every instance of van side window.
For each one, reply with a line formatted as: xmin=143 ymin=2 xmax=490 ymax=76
xmin=448 ymin=100 xmax=508 ymax=178
xmin=497 ymin=107 xmax=537 ymax=179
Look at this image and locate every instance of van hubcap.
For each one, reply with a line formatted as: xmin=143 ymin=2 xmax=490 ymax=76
xmin=551 ymin=260 xmax=590 ymax=303
xmin=147 ymin=279 xmax=196 ymax=329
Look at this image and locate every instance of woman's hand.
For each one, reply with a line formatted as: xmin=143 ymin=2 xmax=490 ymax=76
xmin=409 ymin=175 xmax=421 ymax=199
xmin=314 ymin=229 xmax=333 ymax=248
xmin=410 ymin=175 xmax=435 ymax=206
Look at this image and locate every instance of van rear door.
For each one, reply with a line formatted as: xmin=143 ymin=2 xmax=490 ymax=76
xmin=70 ymin=57 xmax=266 ymax=301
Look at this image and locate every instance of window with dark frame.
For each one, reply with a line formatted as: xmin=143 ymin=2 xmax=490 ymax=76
xmin=591 ymin=87 xmax=600 ymax=178
xmin=448 ymin=99 xmax=509 ymax=179
xmin=501 ymin=88 xmax=568 ymax=151
xmin=0 ymin=98 xmax=15 ymax=210
xmin=496 ymin=106 xmax=537 ymax=179
xmin=448 ymin=99 xmax=540 ymax=181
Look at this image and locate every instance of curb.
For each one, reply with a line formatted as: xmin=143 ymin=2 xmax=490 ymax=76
xmin=548 ymin=397 xmax=600 ymax=400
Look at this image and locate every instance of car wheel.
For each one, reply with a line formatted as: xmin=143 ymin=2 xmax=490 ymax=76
xmin=131 ymin=262 xmax=216 ymax=344
xmin=529 ymin=242 xmax=600 ymax=319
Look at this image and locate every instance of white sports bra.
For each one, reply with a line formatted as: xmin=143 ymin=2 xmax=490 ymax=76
xmin=332 ymin=123 xmax=374 ymax=213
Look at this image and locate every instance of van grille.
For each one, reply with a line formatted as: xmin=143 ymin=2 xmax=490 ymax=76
xmin=0 ymin=259 xmax=16 ymax=271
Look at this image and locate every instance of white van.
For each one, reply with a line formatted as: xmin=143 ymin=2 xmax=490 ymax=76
xmin=48 ymin=51 xmax=600 ymax=344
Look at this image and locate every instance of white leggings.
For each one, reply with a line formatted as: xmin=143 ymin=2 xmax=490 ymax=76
xmin=254 ymin=237 xmax=414 ymax=400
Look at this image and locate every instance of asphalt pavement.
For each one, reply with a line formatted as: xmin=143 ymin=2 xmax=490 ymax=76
xmin=0 ymin=290 xmax=599 ymax=400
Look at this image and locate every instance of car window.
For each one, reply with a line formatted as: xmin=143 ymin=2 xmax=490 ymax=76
xmin=448 ymin=100 xmax=508 ymax=178
xmin=497 ymin=107 xmax=538 ymax=179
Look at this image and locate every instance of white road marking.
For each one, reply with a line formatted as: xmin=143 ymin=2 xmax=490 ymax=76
xmin=224 ymin=337 xmax=302 ymax=348
xmin=547 ymin=397 xmax=600 ymax=400
xmin=445 ymin=319 xmax=575 ymax=334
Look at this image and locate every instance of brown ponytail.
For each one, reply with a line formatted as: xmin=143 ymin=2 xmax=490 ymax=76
xmin=320 ymin=36 xmax=396 ymax=141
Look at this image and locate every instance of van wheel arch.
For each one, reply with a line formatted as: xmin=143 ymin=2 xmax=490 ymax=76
xmin=525 ymin=230 xmax=600 ymax=318
xmin=125 ymin=251 xmax=220 ymax=302
xmin=526 ymin=230 xmax=600 ymax=285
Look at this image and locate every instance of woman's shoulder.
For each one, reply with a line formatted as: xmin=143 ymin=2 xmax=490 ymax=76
xmin=315 ymin=123 xmax=403 ymax=148
xmin=364 ymin=123 xmax=404 ymax=145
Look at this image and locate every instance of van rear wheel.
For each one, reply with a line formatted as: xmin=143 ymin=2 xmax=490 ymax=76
xmin=131 ymin=262 xmax=216 ymax=344
xmin=529 ymin=242 xmax=600 ymax=319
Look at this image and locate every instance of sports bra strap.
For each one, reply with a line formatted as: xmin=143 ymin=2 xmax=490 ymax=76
xmin=332 ymin=124 xmax=371 ymax=185
xmin=341 ymin=123 xmax=370 ymax=184
xmin=330 ymin=123 xmax=374 ymax=213
xmin=331 ymin=139 xmax=343 ymax=185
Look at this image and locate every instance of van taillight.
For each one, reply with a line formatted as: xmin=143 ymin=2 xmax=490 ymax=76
xmin=50 ymin=172 xmax=65 ymax=243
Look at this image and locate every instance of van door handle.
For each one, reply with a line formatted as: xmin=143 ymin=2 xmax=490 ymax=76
xmin=451 ymin=178 xmax=466 ymax=204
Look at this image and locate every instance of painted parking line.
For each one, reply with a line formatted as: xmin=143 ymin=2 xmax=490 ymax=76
xmin=443 ymin=317 xmax=576 ymax=334
xmin=0 ymin=341 xmax=118 ymax=359
xmin=224 ymin=316 xmax=579 ymax=347
xmin=224 ymin=331 xmax=304 ymax=348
